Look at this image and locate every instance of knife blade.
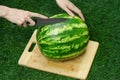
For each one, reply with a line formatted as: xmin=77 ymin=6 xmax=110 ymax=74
xmin=33 ymin=18 xmax=69 ymax=26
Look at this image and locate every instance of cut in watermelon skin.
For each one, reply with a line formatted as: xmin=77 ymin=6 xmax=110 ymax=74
xmin=36 ymin=13 xmax=89 ymax=61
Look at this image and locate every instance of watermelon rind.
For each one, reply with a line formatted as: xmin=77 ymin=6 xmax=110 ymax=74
xmin=36 ymin=13 xmax=89 ymax=61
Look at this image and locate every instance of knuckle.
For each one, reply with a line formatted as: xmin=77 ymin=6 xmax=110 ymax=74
xmin=17 ymin=21 xmax=22 ymax=25
xmin=21 ymin=19 xmax=25 ymax=23
xmin=17 ymin=20 xmax=24 ymax=26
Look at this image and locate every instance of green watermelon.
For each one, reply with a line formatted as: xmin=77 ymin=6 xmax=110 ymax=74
xmin=36 ymin=13 xmax=89 ymax=61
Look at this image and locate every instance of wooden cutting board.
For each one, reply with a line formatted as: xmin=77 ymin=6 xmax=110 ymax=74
xmin=18 ymin=30 xmax=99 ymax=80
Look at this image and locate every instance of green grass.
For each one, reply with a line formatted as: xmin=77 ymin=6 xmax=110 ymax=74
xmin=0 ymin=0 xmax=120 ymax=80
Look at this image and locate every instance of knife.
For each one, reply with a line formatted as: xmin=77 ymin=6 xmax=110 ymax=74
xmin=33 ymin=18 xmax=69 ymax=26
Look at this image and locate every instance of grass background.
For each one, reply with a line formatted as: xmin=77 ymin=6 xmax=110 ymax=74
xmin=0 ymin=0 xmax=120 ymax=80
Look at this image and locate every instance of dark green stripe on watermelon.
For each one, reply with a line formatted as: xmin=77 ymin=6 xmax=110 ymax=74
xmin=41 ymin=38 xmax=89 ymax=60
xmin=36 ymin=13 xmax=89 ymax=61
xmin=38 ymin=36 xmax=89 ymax=59
xmin=40 ymin=36 xmax=89 ymax=53
xmin=38 ymin=18 xmax=86 ymax=38
xmin=39 ymin=35 xmax=89 ymax=49
xmin=38 ymin=27 xmax=88 ymax=43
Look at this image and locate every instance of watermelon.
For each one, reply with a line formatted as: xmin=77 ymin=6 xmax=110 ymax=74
xmin=36 ymin=13 xmax=89 ymax=61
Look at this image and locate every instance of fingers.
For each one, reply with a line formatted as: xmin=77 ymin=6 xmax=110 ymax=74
xmin=5 ymin=7 xmax=48 ymax=27
xmin=20 ymin=12 xmax=48 ymax=27
xmin=65 ymin=1 xmax=85 ymax=21
xmin=57 ymin=0 xmax=85 ymax=21
xmin=22 ymin=22 xmax=27 ymax=27
xmin=16 ymin=17 xmax=35 ymax=27
xmin=68 ymin=5 xmax=85 ymax=21
xmin=56 ymin=0 xmax=75 ymax=17
xmin=25 ymin=17 xmax=35 ymax=26
xmin=17 ymin=12 xmax=47 ymax=27
xmin=29 ymin=12 xmax=48 ymax=19
xmin=77 ymin=11 xmax=85 ymax=21
xmin=62 ymin=6 xmax=75 ymax=17
xmin=17 ymin=19 xmax=25 ymax=26
xmin=22 ymin=17 xmax=35 ymax=27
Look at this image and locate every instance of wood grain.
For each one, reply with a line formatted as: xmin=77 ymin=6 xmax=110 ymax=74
xmin=18 ymin=30 xmax=99 ymax=80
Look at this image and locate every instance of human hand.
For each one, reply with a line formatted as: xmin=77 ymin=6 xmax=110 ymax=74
xmin=3 ymin=7 xmax=48 ymax=27
xmin=56 ymin=0 xmax=85 ymax=21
